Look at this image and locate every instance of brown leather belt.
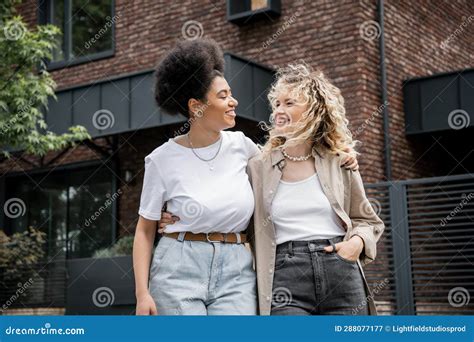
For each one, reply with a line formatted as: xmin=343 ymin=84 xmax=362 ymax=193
xmin=163 ymin=232 xmax=247 ymax=244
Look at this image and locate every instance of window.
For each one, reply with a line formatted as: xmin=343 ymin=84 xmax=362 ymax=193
xmin=227 ymin=0 xmax=281 ymax=25
xmin=39 ymin=0 xmax=115 ymax=69
xmin=5 ymin=163 xmax=116 ymax=259
xmin=251 ymin=0 xmax=269 ymax=11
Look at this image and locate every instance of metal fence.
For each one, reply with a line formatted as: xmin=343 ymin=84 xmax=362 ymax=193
xmin=0 ymin=260 xmax=66 ymax=311
xmin=364 ymin=173 xmax=474 ymax=315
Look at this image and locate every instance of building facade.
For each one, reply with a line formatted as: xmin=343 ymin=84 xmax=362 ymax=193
xmin=1 ymin=0 xmax=473 ymax=315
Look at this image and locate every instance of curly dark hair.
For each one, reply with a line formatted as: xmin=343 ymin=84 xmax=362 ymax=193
xmin=154 ymin=38 xmax=225 ymax=117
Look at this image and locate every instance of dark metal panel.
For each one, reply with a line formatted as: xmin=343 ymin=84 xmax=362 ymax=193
xmin=460 ymin=72 xmax=474 ymax=118
xmin=253 ymin=66 xmax=274 ymax=122
xmin=47 ymin=91 xmax=73 ymax=135
xmin=101 ymin=79 xmax=130 ymax=135
xmin=72 ymin=86 xmax=101 ymax=136
xmin=403 ymin=81 xmax=421 ymax=133
xmin=66 ymin=256 xmax=135 ymax=314
xmin=389 ymin=183 xmax=415 ymax=314
xmin=227 ymin=0 xmax=250 ymax=15
xmin=226 ymin=55 xmax=254 ymax=119
xmin=227 ymin=0 xmax=281 ymax=25
xmin=404 ymin=68 xmax=474 ymax=134
xmin=420 ymin=74 xmax=459 ymax=132
xmin=44 ymin=54 xmax=273 ymax=138
xmin=130 ymin=73 xmax=163 ymax=129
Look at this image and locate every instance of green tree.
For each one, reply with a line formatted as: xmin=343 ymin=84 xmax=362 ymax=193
xmin=0 ymin=0 xmax=90 ymax=158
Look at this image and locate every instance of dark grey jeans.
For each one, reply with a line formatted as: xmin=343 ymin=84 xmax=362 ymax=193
xmin=270 ymin=235 xmax=369 ymax=315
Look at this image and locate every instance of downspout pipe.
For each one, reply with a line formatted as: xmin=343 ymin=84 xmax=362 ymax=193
xmin=378 ymin=0 xmax=416 ymax=315
xmin=378 ymin=0 xmax=392 ymax=180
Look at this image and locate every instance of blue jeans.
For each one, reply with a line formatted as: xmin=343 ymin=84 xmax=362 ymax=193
xmin=149 ymin=235 xmax=257 ymax=315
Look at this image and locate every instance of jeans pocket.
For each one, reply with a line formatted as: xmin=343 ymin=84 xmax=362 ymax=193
xmin=150 ymin=237 xmax=176 ymax=278
xmin=274 ymin=253 xmax=290 ymax=270
xmin=239 ymin=244 xmax=255 ymax=270
xmin=334 ymin=252 xmax=357 ymax=265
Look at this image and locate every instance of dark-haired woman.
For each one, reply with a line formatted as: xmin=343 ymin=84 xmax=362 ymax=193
xmin=133 ymin=38 xmax=259 ymax=315
xmin=133 ymin=38 xmax=358 ymax=315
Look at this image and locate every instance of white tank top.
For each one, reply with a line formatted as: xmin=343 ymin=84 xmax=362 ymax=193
xmin=271 ymin=173 xmax=346 ymax=245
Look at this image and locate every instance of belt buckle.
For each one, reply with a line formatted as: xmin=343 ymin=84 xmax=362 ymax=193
xmin=206 ymin=232 xmax=221 ymax=243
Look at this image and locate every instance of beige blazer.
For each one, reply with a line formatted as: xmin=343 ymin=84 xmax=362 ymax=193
xmin=246 ymin=146 xmax=385 ymax=315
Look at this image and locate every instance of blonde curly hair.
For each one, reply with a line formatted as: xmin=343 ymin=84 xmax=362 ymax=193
xmin=261 ymin=63 xmax=358 ymax=157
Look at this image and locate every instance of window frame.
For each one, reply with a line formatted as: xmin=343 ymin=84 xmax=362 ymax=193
xmin=2 ymin=160 xmax=118 ymax=260
xmin=38 ymin=0 xmax=116 ymax=71
xmin=226 ymin=0 xmax=281 ymax=26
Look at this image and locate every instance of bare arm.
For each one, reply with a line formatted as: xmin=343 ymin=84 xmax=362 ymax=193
xmin=133 ymin=216 xmax=158 ymax=315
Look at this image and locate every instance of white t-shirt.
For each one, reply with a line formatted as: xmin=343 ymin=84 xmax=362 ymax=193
xmin=138 ymin=131 xmax=260 ymax=234
xmin=271 ymin=173 xmax=346 ymax=245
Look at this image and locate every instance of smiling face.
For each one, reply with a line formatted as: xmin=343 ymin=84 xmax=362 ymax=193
xmin=271 ymin=90 xmax=308 ymax=135
xmin=190 ymin=76 xmax=239 ymax=131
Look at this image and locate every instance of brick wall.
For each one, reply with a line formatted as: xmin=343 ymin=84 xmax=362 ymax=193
xmin=375 ymin=0 xmax=473 ymax=181
xmin=7 ymin=0 xmax=474 ymax=236
xmin=16 ymin=1 xmax=473 ymax=183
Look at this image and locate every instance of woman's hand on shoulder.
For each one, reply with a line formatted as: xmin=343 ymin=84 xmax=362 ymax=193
xmin=340 ymin=147 xmax=359 ymax=171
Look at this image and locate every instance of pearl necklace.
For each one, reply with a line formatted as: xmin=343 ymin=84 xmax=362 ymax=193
xmin=282 ymin=148 xmax=312 ymax=162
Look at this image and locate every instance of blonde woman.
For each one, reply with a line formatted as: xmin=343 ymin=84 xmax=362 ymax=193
xmin=246 ymin=64 xmax=385 ymax=315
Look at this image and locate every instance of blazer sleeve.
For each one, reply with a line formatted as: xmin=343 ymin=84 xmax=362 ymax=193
xmin=348 ymin=169 xmax=385 ymax=266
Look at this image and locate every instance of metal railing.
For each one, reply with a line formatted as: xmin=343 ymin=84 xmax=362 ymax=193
xmin=364 ymin=173 xmax=474 ymax=315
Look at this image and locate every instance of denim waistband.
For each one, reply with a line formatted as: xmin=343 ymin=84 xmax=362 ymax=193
xmin=276 ymin=235 xmax=345 ymax=254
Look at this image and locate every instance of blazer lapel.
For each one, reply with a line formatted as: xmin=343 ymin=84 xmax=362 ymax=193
xmin=314 ymin=148 xmax=351 ymax=230
xmin=263 ymin=149 xmax=284 ymax=225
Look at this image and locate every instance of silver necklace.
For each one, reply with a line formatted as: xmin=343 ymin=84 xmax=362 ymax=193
xmin=187 ymin=133 xmax=223 ymax=171
xmin=282 ymin=148 xmax=312 ymax=162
